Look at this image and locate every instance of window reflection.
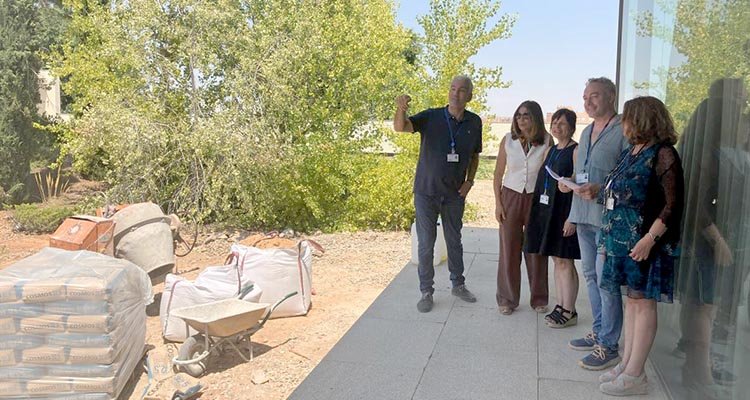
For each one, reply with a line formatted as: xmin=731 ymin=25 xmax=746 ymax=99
xmin=619 ymin=1 xmax=750 ymax=399
xmin=676 ymin=77 xmax=749 ymax=400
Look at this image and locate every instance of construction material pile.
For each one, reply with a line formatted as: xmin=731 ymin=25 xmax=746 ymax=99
xmin=0 ymin=247 xmax=152 ymax=400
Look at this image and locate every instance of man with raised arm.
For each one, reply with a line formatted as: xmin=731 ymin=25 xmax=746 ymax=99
xmin=394 ymin=75 xmax=482 ymax=313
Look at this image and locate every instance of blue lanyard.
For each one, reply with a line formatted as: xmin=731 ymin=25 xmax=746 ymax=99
xmin=583 ymin=114 xmax=616 ymax=171
xmin=543 ymin=145 xmax=567 ymax=194
xmin=604 ymin=145 xmax=648 ymax=195
xmin=444 ymin=108 xmax=463 ymax=151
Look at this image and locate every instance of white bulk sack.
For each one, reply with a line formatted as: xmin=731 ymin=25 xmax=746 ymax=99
xmin=160 ymin=263 xmax=262 ymax=342
xmin=410 ymin=219 xmax=448 ymax=266
xmin=230 ymin=240 xmax=320 ymax=318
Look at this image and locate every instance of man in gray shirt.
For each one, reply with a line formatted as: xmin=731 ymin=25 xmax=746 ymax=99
xmin=561 ymin=77 xmax=629 ymax=370
xmin=393 ymin=75 xmax=482 ymax=313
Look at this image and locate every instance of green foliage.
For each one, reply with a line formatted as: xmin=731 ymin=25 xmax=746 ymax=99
xmin=50 ymin=0 xmax=514 ymax=231
xmin=475 ymin=157 xmax=496 ymax=180
xmin=0 ymin=1 xmax=42 ymax=194
xmin=637 ymin=0 xmax=750 ymax=131
xmin=12 ymin=203 xmax=75 ymax=233
xmin=415 ymin=0 xmax=515 ymax=113
xmin=0 ymin=1 xmax=69 ymax=200
xmin=344 ymin=152 xmax=417 ymax=230
xmin=463 ymin=202 xmax=480 ymax=222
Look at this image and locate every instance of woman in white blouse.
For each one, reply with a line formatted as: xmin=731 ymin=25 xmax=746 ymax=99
xmin=494 ymin=100 xmax=553 ymax=315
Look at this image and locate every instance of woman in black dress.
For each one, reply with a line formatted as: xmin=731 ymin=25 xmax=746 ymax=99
xmin=525 ymin=108 xmax=581 ymax=328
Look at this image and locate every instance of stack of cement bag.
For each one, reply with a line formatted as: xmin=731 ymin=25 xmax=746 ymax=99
xmin=0 ymin=247 xmax=152 ymax=400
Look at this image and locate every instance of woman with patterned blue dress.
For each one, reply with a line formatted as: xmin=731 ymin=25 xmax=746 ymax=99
xmin=576 ymin=96 xmax=684 ymax=396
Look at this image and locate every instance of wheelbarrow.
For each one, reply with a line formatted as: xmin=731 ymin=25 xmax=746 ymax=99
xmin=171 ymin=292 xmax=297 ymax=377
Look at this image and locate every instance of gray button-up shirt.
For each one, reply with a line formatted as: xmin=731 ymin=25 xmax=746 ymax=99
xmin=568 ymin=115 xmax=629 ymax=227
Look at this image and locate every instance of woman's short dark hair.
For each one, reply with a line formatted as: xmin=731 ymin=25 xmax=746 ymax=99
xmin=551 ymin=108 xmax=577 ymax=137
xmin=622 ymin=96 xmax=677 ymax=145
xmin=511 ymin=100 xmax=547 ymax=146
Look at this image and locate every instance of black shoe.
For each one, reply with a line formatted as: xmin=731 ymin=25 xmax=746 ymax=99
xmin=451 ymin=284 xmax=477 ymax=303
xmin=417 ymin=293 xmax=434 ymax=313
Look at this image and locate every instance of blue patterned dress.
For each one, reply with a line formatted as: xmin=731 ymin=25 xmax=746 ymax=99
xmin=598 ymin=144 xmax=684 ymax=302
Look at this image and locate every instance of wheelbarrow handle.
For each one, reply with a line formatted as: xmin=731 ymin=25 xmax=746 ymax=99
xmin=256 ymin=291 xmax=298 ymax=329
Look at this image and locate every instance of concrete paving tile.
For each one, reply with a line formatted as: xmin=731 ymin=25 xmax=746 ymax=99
xmin=538 ymin=328 xmax=603 ymax=383
xmin=537 ymin=310 xmax=607 ymax=383
xmin=465 ymin=253 xmax=498 ymax=280
xmin=287 ymin=359 xmax=423 ymax=400
xmin=363 ymin=282 xmax=456 ymax=324
xmin=462 ymin=227 xmax=500 ymax=254
xmin=323 ymin=317 xmax=443 ymax=368
xmin=414 ymin=345 xmax=537 ymax=400
xmin=438 ymin=306 xmax=537 ymax=352
xmin=454 ymin=273 xmax=499 ymax=310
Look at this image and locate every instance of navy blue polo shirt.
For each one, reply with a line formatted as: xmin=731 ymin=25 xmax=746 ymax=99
xmin=409 ymin=106 xmax=483 ymax=196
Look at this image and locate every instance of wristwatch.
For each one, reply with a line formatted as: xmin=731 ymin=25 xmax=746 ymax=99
xmin=647 ymin=232 xmax=660 ymax=242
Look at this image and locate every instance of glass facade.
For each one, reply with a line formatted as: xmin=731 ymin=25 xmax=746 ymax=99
xmin=618 ymin=1 xmax=750 ymax=399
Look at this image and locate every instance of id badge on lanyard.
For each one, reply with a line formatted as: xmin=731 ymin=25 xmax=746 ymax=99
xmin=606 ymin=196 xmax=615 ymax=210
xmin=604 ymin=180 xmax=615 ymax=210
xmin=576 ymin=172 xmax=589 ymax=184
xmin=540 ymin=194 xmax=550 ymax=205
xmin=445 ymin=109 xmax=461 ymax=163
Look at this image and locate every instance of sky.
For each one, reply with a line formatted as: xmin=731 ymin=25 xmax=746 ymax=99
xmin=396 ymin=0 xmax=620 ymax=117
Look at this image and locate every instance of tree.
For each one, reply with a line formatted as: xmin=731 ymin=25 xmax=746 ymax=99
xmin=416 ymin=0 xmax=515 ymax=113
xmin=51 ymin=0 xmax=515 ymax=230
xmin=0 ymin=0 xmax=42 ymax=197
xmin=53 ymin=0 xmax=417 ymax=229
xmin=637 ymin=0 xmax=750 ymax=129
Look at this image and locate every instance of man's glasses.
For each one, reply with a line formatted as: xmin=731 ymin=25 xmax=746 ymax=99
xmin=515 ymin=112 xmax=531 ymax=120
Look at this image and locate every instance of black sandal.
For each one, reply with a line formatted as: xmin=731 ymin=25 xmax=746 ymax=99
xmin=544 ymin=304 xmax=563 ymax=323
xmin=546 ymin=307 xmax=578 ymax=328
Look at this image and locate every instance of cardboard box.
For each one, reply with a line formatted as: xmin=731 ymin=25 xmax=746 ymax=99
xmin=50 ymin=216 xmax=114 ymax=256
xmin=96 ymin=204 xmax=129 ymax=218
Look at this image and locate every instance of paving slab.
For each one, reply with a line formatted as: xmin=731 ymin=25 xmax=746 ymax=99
xmin=289 ymin=227 xmax=671 ymax=400
xmin=322 ymin=317 xmax=443 ymax=369
xmin=438 ymin=306 xmax=537 ymax=352
xmin=286 ymin=359 xmax=423 ymax=400
xmin=414 ymin=345 xmax=537 ymax=400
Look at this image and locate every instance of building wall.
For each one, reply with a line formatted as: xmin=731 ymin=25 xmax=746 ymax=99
xmin=37 ymin=69 xmax=61 ymax=118
xmin=618 ymin=1 xmax=750 ymax=399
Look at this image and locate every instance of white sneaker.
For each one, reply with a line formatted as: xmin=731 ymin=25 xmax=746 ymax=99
xmin=600 ymin=372 xmax=648 ymax=396
xmin=599 ymin=362 xmax=626 ymax=383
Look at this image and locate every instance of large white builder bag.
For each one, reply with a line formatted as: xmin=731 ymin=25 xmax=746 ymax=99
xmin=230 ymin=240 xmax=321 ymax=318
xmin=159 ymin=262 xmax=262 ymax=342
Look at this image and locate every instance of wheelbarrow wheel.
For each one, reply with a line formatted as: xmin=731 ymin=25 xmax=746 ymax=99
xmin=178 ymin=334 xmax=208 ymax=377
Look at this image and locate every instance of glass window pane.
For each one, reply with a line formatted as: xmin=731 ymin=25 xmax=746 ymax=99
xmin=618 ymin=1 xmax=750 ymax=399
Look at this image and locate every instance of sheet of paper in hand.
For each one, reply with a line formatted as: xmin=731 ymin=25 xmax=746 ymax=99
xmin=545 ymin=166 xmax=581 ymax=191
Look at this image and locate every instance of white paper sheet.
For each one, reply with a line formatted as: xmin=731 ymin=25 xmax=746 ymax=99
xmin=545 ymin=166 xmax=581 ymax=190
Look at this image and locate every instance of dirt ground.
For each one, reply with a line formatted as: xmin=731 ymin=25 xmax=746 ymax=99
xmin=0 ymin=179 xmax=497 ymax=400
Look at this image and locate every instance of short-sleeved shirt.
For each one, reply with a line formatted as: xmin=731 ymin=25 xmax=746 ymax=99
xmin=409 ymin=106 xmax=483 ymax=196
xmin=568 ymin=115 xmax=629 ymax=227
